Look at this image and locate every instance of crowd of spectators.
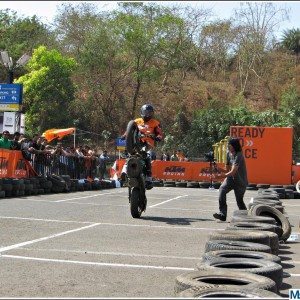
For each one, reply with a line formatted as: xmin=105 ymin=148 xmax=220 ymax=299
xmin=0 ymin=130 xmax=111 ymax=179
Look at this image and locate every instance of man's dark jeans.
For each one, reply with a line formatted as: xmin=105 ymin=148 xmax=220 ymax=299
xmin=218 ymin=177 xmax=247 ymax=218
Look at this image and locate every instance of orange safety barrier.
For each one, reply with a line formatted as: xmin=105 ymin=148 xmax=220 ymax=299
xmin=0 ymin=149 xmax=37 ymax=178
xmin=111 ymin=159 xmax=226 ymax=182
xmin=230 ymin=126 xmax=293 ymax=185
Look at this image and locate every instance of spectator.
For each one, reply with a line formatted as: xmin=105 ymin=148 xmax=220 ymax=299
xmin=176 ymin=149 xmax=187 ymax=161
xmin=147 ymin=149 xmax=156 ymax=160
xmin=28 ymin=135 xmax=46 ymax=175
xmin=75 ymin=145 xmax=85 ymax=157
xmin=19 ymin=136 xmax=32 ymax=161
xmin=99 ymin=150 xmax=110 ymax=179
xmin=10 ymin=131 xmax=21 ymax=150
xmin=170 ymin=150 xmax=179 ymax=161
xmin=161 ymin=152 xmax=170 ymax=161
xmin=0 ymin=130 xmax=12 ymax=149
xmin=213 ymin=138 xmax=248 ymax=222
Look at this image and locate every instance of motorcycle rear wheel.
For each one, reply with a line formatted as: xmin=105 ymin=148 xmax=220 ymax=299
xmin=126 ymin=120 xmax=139 ymax=155
xmin=130 ymin=187 xmax=143 ymax=218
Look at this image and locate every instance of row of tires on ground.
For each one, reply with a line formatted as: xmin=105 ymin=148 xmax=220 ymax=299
xmin=153 ymin=180 xmax=300 ymax=199
xmin=174 ymin=188 xmax=292 ymax=298
xmin=0 ymin=175 xmax=116 ymax=198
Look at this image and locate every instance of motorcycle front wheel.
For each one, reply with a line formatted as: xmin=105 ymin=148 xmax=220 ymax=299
xmin=130 ymin=187 xmax=143 ymax=218
xmin=126 ymin=120 xmax=139 ymax=155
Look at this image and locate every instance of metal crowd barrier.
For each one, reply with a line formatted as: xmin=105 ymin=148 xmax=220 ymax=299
xmin=28 ymin=153 xmax=98 ymax=179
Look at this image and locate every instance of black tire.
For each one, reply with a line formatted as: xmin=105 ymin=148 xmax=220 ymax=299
xmin=230 ymin=215 xmax=276 ymax=225
xmin=178 ymin=287 xmax=280 ymax=298
xmin=202 ymin=250 xmax=281 ymax=265
xmin=285 ymin=189 xmax=294 ymax=199
xmin=199 ymin=182 xmax=211 ymax=188
xmin=130 ymin=187 xmax=143 ymax=218
xmin=212 ymin=182 xmax=221 ymax=189
xmin=249 ymin=204 xmax=291 ymax=241
xmin=253 ymin=195 xmax=280 ymax=201
xmin=208 ymin=230 xmax=270 ymax=247
xmin=256 ymin=184 xmax=270 ymax=189
xmin=296 ymin=180 xmax=300 ymax=193
xmin=196 ymin=258 xmax=283 ymax=290
xmin=0 ymin=190 xmax=5 ymax=198
xmin=249 ymin=198 xmax=283 ymax=207
xmin=163 ymin=181 xmax=176 ymax=187
xmin=186 ymin=181 xmax=199 ymax=188
xmin=205 ymin=240 xmax=271 ymax=253
xmin=175 ymin=181 xmax=187 ymax=188
xmin=248 ymin=202 xmax=284 ymax=214
xmin=262 ymin=230 xmax=279 ymax=256
xmin=2 ymin=184 xmax=13 ymax=192
xmin=125 ymin=120 xmax=139 ymax=154
xmin=227 ymin=222 xmax=282 ymax=237
xmin=174 ymin=269 xmax=277 ymax=294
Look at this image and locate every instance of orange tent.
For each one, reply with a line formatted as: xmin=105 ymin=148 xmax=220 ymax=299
xmin=42 ymin=127 xmax=75 ymax=143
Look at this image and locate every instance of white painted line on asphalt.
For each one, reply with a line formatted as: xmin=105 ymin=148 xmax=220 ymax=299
xmin=0 ymin=223 xmax=99 ymax=253
xmin=0 ymin=216 xmax=94 ymax=224
xmin=55 ymin=190 xmax=124 ymax=202
xmin=1 ymin=255 xmax=195 ymax=271
xmin=290 ymin=274 xmax=300 ymax=276
xmin=149 ymin=195 xmax=189 ymax=208
xmin=61 ymin=201 xmax=128 ymax=207
xmin=153 ymin=207 xmax=216 ymax=212
xmin=95 ymin=222 xmax=223 ymax=231
xmin=20 ymin=247 xmax=201 ymax=260
xmin=0 ymin=216 xmax=222 ymax=231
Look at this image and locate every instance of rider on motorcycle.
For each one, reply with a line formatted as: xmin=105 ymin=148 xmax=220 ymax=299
xmin=122 ymin=104 xmax=163 ymax=190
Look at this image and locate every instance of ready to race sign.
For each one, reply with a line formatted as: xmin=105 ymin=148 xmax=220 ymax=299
xmin=230 ymin=126 xmax=293 ymax=185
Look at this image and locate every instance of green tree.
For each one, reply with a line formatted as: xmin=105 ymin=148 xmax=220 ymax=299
xmin=281 ymin=28 xmax=300 ymax=55
xmin=16 ymin=46 xmax=76 ymax=135
xmin=281 ymin=28 xmax=300 ymax=64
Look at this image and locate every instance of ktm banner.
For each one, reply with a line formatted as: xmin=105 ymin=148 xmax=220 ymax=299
xmin=0 ymin=149 xmax=36 ymax=178
xmin=111 ymin=159 xmax=226 ymax=182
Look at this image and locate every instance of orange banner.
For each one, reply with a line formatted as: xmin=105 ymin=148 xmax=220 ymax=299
xmin=230 ymin=126 xmax=293 ymax=185
xmin=111 ymin=159 xmax=226 ymax=182
xmin=0 ymin=149 xmax=36 ymax=178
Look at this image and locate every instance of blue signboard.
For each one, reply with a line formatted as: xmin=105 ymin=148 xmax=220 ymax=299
xmin=115 ymin=138 xmax=126 ymax=147
xmin=0 ymin=84 xmax=23 ymax=104
xmin=115 ymin=137 xmax=126 ymax=150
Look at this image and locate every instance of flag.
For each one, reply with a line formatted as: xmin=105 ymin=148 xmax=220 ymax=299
xmin=42 ymin=127 xmax=75 ymax=142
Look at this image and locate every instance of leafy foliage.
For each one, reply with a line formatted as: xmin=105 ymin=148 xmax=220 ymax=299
xmin=15 ymin=46 xmax=76 ymax=135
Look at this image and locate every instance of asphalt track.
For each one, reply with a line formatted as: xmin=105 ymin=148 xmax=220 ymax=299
xmin=0 ymin=186 xmax=299 ymax=298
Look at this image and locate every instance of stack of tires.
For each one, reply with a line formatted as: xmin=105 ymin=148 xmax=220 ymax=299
xmin=174 ymin=189 xmax=292 ymax=297
xmin=0 ymin=176 xmax=117 ymax=198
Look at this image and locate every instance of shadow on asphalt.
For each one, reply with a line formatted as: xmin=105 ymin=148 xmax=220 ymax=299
xmin=279 ymin=255 xmax=292 ymax=261
xmin=141 ymin=216 xmax=213 ymax=225
xmin=279 ymin=282 xmax=293 ymax=298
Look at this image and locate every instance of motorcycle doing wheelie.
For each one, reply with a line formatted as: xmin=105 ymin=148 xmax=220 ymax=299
xmin=124 ymin=120 xmax=154 ymax=218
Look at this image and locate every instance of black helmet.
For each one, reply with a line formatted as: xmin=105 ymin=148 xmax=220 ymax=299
xmin=141 ymin=104 xmax=154 ymax=121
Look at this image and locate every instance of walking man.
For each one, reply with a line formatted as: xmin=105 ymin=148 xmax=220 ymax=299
xmin=213 ymin=137 xmax=248 ymax=221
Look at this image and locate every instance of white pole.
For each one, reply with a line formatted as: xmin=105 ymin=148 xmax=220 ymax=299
xmin=73 ymin=128 xmax=76 ymax=148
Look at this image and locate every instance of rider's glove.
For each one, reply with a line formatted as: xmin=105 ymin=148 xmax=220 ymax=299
xmin=155 ymin=136 xmax=161 ymax=142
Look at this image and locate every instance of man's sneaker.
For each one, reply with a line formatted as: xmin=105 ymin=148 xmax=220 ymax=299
xmin=145 ymin=176 xmax=153 ymax=190
xmin=213 ymin=213 xmax=226 ymax=221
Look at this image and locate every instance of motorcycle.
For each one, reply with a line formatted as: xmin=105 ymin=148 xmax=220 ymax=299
xmin=125 ymin=120 xmax=154 ymax=218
